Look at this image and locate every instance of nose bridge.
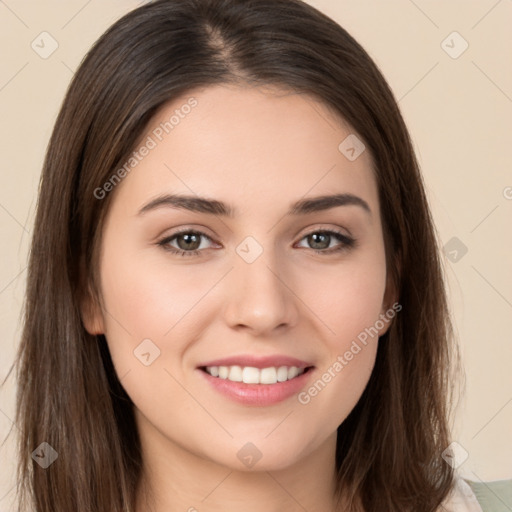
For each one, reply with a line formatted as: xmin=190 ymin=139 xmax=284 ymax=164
xmin=223 ymin=235 xmax=298 ymax=333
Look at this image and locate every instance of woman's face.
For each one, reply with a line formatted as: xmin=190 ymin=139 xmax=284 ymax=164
xmin=83 ymin=83 xmax=395 ymax=471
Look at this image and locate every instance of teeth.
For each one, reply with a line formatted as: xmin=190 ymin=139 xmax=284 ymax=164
xmin=276 ymin=366 xmax=288 ymax=382
xmin=288 ymin=366 xmax=299 ymax=379
xmin=242 ymin=367 xmax=260 ymax=384
xmin=205 ymin=365 xmax=306 ymax=384
xmin=260 ymin=367 xmax=277 ymax=384
xmin=228 ymin=366 xmax=243 ymax=382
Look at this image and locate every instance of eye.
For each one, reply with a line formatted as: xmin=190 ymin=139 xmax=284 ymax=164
xmin=157 ymin=228 xmax=356 ymax=257
xmin=295 ymin=229 xmax=356 ymax=254
xmin=157 ymin=229 xmax=216 ymax=257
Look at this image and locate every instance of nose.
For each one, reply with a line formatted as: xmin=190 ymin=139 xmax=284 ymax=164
xmin=222 ymin=249 xmax=300 ymax=336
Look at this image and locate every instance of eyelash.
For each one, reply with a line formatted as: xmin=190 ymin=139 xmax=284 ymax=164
xmin=157 ymin=228 xmax=356 ymax=257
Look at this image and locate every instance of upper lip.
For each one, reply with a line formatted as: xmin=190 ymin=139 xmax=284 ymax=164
xmin=198 ymin=354 xmax=314 ymax=370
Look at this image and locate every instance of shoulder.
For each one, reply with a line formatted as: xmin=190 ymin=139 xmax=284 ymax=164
xmin=439 ymin=475 xmax=512 ymax=512
xmin=464 ymin=478 xmax=512 ymax=512
xmin=438 ymin=475 xmax=484 ymax=512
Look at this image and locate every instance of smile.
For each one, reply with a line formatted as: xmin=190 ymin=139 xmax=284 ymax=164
xmin=197 ymin=364 xmax=315 ymax=406
xmin=201 ymin=365 xmax=311 ymax=384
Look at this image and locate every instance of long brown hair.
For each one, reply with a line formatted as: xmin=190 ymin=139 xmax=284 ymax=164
xmin=10 ymin=0 xmax=461 ymax=510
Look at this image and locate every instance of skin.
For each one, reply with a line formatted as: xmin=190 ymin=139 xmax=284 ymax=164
xmin=82 ymin=83 xmax=397 ymax=512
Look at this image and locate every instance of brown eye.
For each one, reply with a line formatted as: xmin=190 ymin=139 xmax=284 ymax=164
xmin=157 ymin=230 xmax=215 ymax=257
xmin=296 ymin=230 xmax=356 ymax=254
xmin=174 ymin=232 xmax=202 ymax=251
xmin=157 ymin=228 xmax=356 ymax=258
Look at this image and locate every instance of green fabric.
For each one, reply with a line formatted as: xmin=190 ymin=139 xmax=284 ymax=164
xmin=464 ymin=479 xmax=512 ymax=512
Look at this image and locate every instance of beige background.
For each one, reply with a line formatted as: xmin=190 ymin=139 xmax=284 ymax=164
xmin=1 ymin=0 xmax=511 ymax=507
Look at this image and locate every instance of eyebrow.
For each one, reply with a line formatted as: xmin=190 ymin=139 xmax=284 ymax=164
xmin=137 ymin=192 xmax=372 ymax=218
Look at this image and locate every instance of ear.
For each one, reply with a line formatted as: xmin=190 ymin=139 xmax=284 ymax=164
xmin=79 ymin=286 xmax=105 ymax=335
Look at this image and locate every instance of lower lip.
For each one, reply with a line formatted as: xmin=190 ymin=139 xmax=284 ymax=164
xmin=197 ymin=368 xmax=315 ymax=406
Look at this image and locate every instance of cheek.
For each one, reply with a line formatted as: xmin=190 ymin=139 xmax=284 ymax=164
xmin=301 ymin=249 xmax=387 ymax=351
xmin=292 ymin=249 xmax=386 ymax=422
xmin=96 ymin=239 xmax=199 ymax=392
xmin=99 ymin=243 xmax=210 ymax=341
xmin=97 ymin=249 xmax=207 ymax=427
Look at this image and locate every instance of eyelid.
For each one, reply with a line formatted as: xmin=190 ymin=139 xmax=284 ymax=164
xmin=156 ymin=225 xmax=217 ymax=243
xmin=158 ymin=224 xmax=351 ymax=244
xmin=295 ymin=223 xmax=353 ymax=239
xmin=156 ymin=224 xmax=356 ymax=257
xmin=159 ymin=228 xmax=219 ymax=248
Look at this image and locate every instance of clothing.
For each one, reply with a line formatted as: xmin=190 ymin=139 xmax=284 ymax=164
xmin=440 ymin=475 xmax=512 ymax=511
xmin=465 ymin=478 xmax=512 ymax=512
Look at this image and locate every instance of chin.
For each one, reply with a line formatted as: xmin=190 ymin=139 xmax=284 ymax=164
xmin=203 ymin=437 xmax=313 ymax=473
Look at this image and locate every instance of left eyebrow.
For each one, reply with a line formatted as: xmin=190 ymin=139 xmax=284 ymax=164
xmin=289 ymin=193 xmax=372 ymax=217
xmin=137 ymin=192 xmax=372 ymax=218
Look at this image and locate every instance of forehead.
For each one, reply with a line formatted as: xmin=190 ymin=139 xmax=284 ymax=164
xmin=112 ymin=83 xmax=379 ymax=218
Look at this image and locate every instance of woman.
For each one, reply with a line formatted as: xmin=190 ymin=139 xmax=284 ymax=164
xmin=12 ymin=0 xmax=507 ymax=510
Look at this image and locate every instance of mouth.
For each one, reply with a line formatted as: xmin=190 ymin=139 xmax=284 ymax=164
xmin=198 ymin=364 xmax=315 ymax=384
xmin=197 ymin=363 xmax=316 ymax=406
